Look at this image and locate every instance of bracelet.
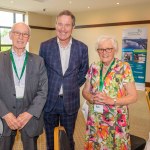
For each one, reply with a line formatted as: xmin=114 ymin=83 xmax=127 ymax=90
xmin=113 ymin=98 xmax=117 ymax=106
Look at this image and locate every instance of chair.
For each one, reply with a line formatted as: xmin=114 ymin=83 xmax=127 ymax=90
xmin=54 ymin=126 xmax=71 ymax=150
xmin=0 ymin=118 xmax=3 ymax=138
xmin=130 ymin=87 xmax=150 ymax=150
xmin=145 ymin=87 xmax=150 ymax=111
xmin=131 ymin=134 xmax=146 ymax=150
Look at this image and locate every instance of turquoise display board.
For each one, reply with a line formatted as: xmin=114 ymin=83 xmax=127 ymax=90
xmin=122 ymin=28 xmax=147 ymax=91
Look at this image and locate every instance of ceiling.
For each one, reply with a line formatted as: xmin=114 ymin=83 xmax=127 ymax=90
xmin=0 ymin=0 xmax=149 ymax=15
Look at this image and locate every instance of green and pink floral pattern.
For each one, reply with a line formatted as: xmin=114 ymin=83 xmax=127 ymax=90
xmin=84 ymin=58 xmax=134 ymax=150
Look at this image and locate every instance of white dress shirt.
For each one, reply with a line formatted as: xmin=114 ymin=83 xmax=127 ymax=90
xmin=11 ymin=49 xmax=26 ymax=98
xmin=57 ymin=38 xmax=72 ymax=95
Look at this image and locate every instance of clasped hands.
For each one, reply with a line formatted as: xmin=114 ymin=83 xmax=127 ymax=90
xmin=91 ymin=91 xmax=114 ymax=105
xmin=3 ymin=112 xmax=33 ymax=130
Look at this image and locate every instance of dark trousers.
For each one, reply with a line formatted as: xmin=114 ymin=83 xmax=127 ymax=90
xmin=0 ymin=130 xmax=38 ymax=150
xmin=0 ymin=99 xmax=39 ymax=150
xmin=44 ymin=96 xmax=78 ymax=150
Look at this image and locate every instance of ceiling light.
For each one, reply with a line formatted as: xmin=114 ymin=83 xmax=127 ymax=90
xmin=88 ymin=6 xmax=90 ymax=9
xmin=116 ymin=2 xmax=119 ymax=5
xmin=34 ymin=0 xmax=48 ymax=2
xmin=69 ymin=1 xmax=72 ymax=4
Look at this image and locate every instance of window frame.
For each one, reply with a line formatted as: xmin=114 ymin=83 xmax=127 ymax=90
xmin=0 ymin=9 xmax=26 ymax=51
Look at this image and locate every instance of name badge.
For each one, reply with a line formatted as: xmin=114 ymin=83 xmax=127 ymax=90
xmin=15 ymin=85 xmax=25 ymax=99
xmin=94 ymin=104 xmax=103 ymax=113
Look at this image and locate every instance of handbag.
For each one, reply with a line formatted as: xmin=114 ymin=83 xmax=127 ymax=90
xmin=54 ymin=125 xmax=71 ymax=150
xmin=0 ymin=118 xmax=3 ymax=138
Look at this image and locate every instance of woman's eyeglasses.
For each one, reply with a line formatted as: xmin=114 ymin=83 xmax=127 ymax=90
xmin=97 ymin=48 xmax=113 ymax=53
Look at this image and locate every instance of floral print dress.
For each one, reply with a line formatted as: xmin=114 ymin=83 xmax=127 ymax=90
xmin=84 ymin=58 xmax=134 ymax=150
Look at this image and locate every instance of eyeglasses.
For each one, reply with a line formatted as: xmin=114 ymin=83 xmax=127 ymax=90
xmin=12 ymin=31 xmax=30 ymax=38
xmin=97 ymin=48 xmax=113 ymax=53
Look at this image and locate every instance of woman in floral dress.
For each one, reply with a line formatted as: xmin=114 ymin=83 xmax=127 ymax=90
xmin=82 ymin=35 xmax=137 ymax=150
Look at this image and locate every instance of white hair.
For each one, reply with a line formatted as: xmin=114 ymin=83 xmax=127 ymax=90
xmin=95 ymin=35 xmax=118 ymax=52
xmin=11 ymin=22 xmax=31 ymax=35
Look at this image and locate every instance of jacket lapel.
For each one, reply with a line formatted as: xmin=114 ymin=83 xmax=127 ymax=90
xmin=53 ymin=41 xmax=63 ymax=75
xmin=3 ymin=50 xmax=15 ymax=88
xmin=64 ymin=39 xmax=77 ymax=76
xmin=24 ymin=53 xmax=32 ymax=98
xmin=54 ymin=44 xmax=63 ymax=74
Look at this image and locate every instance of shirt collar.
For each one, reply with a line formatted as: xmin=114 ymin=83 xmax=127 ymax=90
xmin=12 ymin=49 xmax=26 ymax=56
xmin=57 ymin=37 xmax=72 ymax=49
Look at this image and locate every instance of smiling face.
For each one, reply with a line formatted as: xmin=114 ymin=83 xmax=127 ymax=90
xmin=97 ymin=39 xmax=116 ymax=66
xmin=9 ymin=23 xmax=30 ymax=52
xmin=55 ymin=15 xmax=74 ymax=46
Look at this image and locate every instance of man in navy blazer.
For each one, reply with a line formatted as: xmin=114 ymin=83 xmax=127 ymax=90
xmin=39 ymin=10 xmax=89 ymax=150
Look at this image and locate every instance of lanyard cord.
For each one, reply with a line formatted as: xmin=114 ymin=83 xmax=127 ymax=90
xmin=99 ymin=59 xmax=115 ymax=92
xmin=10 ymin=51 xmax=28 ymax=81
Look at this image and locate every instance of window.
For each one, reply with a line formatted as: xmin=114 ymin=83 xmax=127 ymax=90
xmin=0 ymin=10 xmax=25 ymax=52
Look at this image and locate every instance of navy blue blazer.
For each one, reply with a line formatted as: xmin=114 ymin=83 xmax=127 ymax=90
xmin=39 ymin=37 xmax=89 ymax=114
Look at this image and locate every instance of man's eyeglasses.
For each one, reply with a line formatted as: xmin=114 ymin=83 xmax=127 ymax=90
xmin=12 ymin=31 xmax=30 ymax=38
xmin=97 ymin=48 xmax=113 ymax=53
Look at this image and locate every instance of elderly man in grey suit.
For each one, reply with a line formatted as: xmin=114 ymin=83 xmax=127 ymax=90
xmin=0 ymin=22 xmax=48 ymax=150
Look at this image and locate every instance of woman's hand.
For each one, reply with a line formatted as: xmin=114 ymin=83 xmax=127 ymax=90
xmin=93 ymin=91 xmax=114 ymax=105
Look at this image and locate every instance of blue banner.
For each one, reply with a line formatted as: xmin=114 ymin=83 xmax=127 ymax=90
xmin=122 ymin=28 xmax=147 ymax=90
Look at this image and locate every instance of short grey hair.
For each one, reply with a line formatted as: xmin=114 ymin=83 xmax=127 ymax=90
xmin=11 ymin=22 xmax=31 ymax=35
xmin=95 ymin=35 xmax=118 ymax=52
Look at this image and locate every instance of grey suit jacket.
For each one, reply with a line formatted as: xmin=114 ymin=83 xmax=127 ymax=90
xmin=0 ymin=50 xmax=48 ymax=137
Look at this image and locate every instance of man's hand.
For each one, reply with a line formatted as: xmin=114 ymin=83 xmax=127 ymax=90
xmin=17 ymin=112 xmax=33 ymax=129
xmin=2 ymin=112 xmax=21 ymax=130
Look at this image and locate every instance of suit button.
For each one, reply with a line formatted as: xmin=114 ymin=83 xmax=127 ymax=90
xmin=13 ymin=94 xmax=16 ymax=96
xmin=13 ymin=106 xmax=16 ymax=109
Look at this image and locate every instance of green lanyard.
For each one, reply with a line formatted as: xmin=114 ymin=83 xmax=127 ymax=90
xmin=10 ymin=51 xmax=28 ymax=81
xmin=99 ymin=59 xmax=115 ymax=91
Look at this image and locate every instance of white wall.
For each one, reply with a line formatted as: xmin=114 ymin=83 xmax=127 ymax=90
xmin=49 ymin=2 xmax=150 ymax=140
xmin=28 ymin=12 xmax=52 ymax=54
xmin=49 ymin=2 xmax=150 ymax=82
xmin=28 ymin=2 xmax=150 ymax=139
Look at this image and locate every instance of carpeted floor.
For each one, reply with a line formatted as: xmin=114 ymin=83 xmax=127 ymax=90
xmin=13 ymin=108 xmax=86 ymax=150
xmin=13 ymin=90 xmax=150 ymax=149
